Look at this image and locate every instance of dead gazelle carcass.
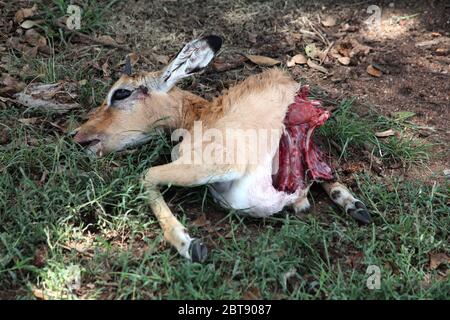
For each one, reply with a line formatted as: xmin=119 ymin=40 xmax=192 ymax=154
xmin=73 ymin=36 xmax=372 ymax=262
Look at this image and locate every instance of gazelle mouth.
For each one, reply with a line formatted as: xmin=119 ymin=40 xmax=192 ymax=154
xmin=79 ymin=139 xmax=101 ymax=148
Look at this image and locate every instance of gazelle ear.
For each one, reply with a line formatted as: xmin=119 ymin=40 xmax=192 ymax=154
xmin=123 ymin=55 xmax=132 ymax=76
xmin=157 ymin=35 xmax=222 ymax=92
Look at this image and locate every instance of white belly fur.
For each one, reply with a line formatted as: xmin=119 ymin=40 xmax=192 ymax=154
xmin=209 ymin=160 xmax=299 ymax=218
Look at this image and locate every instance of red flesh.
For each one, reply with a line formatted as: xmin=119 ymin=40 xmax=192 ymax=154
xmin=273 ymin=86 xmax=334 ymax=194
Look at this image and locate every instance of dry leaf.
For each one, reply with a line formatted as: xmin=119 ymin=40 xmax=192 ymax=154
xmin=23 ymin=46 xmax=38 ymax=59
xmin=96 ymin=35 xmax=117 ymax=46
xmin=155 ymin=54 xmax=169 ymax=65
xmin=287 ymin=54 xmax=307 ymax=67
xmin=193 ymin=214 xmax=210 ymax=227
xmin=248 ymin=33 xmax=257 ymax=44
xmin=33 ymin=244 xmax=48 ymax=267
xmin=102 ymin=61 xmax=110 ymax=78
xmin=20 ymin=20 xmax=40 ymax=29
xmin=415 ymin=39 xmax=443 ymax=47
xmin=345 ymin=251 xmax=364 ymax=268
xmin=304 ymin=43 xmax=318 ymax=59
xmin=0 ymin=129 xmax=10 ymax=145
xmin=32 ymin=287 xmax=50 ymax=300
xmin=19 ymin=117 xmax=40 ymax=125
xmin=115 ymin=34 xmax=127 ymax=44
xmin=375 ymin=129 xmax=395 ymax=137
xmin=336 ymin=38 xmax=371 ymax=58
xmin=367 ymin=64 xmax=382 ymax=77
xmin=242 ymin=286 xmax=261 ymax=300
xmin=0 ymin=74 xmax=25 ymax=96
xmin=431 ymin=32 xmax=442 ymax=37
xmin=436 ymin=48 xmax=448 ymax=56
xmin=24 ymin=29 xmax=46 ymax=47
xmin=15 ymin=4 xmax=38 ymax=24
xmin=321 ymin=16 xmax=336 ymax=27
xmin=429 ymin=252 xmax=450 ymax=270
xmin=337 ymin=56 xmax=351 ymax=65
xmin=245 ymin=54 xmax=280 ymax=66
xmin=212 ymin=55 xmax=247 ymax=72
xmin=307 ymin=59 xmax=328 ymax=73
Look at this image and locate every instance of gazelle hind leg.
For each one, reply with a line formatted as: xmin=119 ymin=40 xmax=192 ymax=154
xmin=292 ymin=186 xmax=311 ymax=215
xmin=321 ymin=181 xmax=372 ymax=224
xmin=143 ymin=159 xmax=244 ymax=262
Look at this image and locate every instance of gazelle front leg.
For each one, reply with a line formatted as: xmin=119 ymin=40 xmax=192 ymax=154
xmin=143 ymin=159 xmax=244 ymax=262
xmin=321 ymin=181 xmax=372 ymax=224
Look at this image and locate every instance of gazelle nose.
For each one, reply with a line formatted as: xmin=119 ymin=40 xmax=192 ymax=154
xmin=68 ymin=127 xmax=80 ymax=138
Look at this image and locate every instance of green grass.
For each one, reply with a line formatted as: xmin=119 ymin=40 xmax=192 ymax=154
xmin=0 ymin=104 xmax=449 ymax=299
xmin=39 ymin=0 xmax=120 ymax=38
xmin=318 ymin=99 xmax=432 ymax=165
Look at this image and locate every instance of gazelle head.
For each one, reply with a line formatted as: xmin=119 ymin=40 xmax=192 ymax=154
xmin=73 ymin=35 xmax=222 ymax=156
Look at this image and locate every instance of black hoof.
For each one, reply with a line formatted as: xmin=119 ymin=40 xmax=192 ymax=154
xmin=348 ymin=201 xmax=373 ymax=225
xmin=189 ymin=239 xmax=208 ymax=263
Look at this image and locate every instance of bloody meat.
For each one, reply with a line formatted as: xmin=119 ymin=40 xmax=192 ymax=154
xmin=273 ymin=86 xmax=334 ymax=193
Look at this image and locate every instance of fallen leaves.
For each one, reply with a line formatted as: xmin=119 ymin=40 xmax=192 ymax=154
xmin=14 ymin=4 xmax=38 ymax=24
xmin=20 ymin=20 xmax=40 ymax=29
xmin=429 ymin=252 xmax=450 ymax=270
xmin=212 ymin=55 xmax=247 ymax=72
xmin=18 ymin=117 xmax=40 ymax=125
xmin=337 ymin=56 xmax=351 ymax=65
xmin=345 ymin=251 xmax=364 ymax=268
xmin=192 ymin=214 xmax=210 ymax=227
xmin=435 ymin=48 xmax=448 ymax=56
xmin=96 ymin=35 xmax=118 ymax=47
xmin=24 ymin=29 xmax=47 ymax=47
xmin=304 ymin=43 xmax=318 ymax=59
xmin=242 ymin=286 xmax=262 ymax=300
xmin=154 ymin=54 xmax=170 ymax=65
xmin=286 ymin=54 xmax=307 ymax=67
xmin=307 ymin=58 xmax=328 ymax=73
xmin=415 ymin=37 xmax=450 ymax=48
xmin=0 ymin=128 xmax=10 ymax=145
xmin=10 ymin=4 xmax=53 ymax=58
xmin=321 ymin=16 xmax=336 ymax=27
xmin=366 ymin=64 xmax=382 ymax=77
xmin=33 ymin=244 xmax=48 ymax=267
xmin=335 ymin=37 xmax=371 ymax=59
xmin=0 ymin=74 xmax=25 ymax=96
xmin=245 ymin=54 xmax=281 ymax=66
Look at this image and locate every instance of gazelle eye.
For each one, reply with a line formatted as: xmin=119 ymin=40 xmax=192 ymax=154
xmin=111 ymin=89 xmax=132 ymax=103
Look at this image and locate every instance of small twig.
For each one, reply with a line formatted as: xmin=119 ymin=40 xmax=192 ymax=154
xmin=307 ymin=18 xmax=329 ymax=46
xmin=320 ymin=41 xmax=334 ymax=65
xmin=330 ymin=139 xmax=342 ymax=153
